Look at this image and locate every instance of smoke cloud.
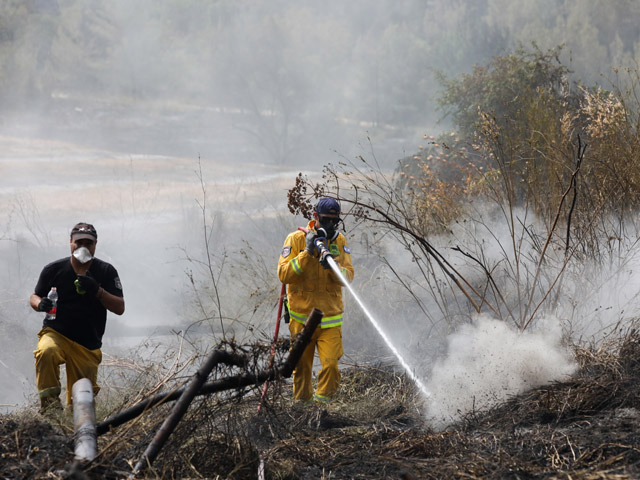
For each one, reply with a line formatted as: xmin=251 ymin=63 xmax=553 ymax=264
xmin=425 ymin=314 xmax=577 ymax=429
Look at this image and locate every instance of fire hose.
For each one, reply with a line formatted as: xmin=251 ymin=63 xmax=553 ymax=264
xmin=257 ymin=282 xmax=286 ymax=412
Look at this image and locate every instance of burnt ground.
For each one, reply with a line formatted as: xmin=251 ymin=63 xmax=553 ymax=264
xmin=2 ymin=331 xmax=640 ymax=480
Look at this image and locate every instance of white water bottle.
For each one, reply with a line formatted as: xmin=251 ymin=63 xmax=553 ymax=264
xmin=44 ymin=287 xmax=58 ymax=321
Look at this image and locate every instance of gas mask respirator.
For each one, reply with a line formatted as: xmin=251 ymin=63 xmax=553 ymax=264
xmin=317 ymin=216 xmax=340 ymax=241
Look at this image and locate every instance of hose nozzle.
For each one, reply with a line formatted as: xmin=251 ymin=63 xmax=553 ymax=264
xmin=314 ymin=228 xmax=333 ymax=269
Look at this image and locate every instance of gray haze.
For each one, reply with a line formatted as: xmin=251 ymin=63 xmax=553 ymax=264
xmin=2 ymin=0 xmax=637 ymax=165
xmin=2 ymin=0 xmax=640 ymax=412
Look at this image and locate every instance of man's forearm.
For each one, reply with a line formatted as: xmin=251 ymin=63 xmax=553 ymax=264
xmin=98 ymin=288 xmax=125 ymax=315
xmin=30 ymin=293 xmax=43 ymax=312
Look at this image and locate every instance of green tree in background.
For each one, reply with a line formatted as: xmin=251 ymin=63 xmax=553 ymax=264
xmin=436 ymin=45 xmax=570 ymax=139
xmin=401 ymin=43 xmax=640 ymax=252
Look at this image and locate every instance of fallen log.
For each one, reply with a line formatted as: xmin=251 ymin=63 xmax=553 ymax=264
xmin=97 ymin=307 xmax=322 ymax=436
xmin=97 ymin=350 xmax=245 ymax=436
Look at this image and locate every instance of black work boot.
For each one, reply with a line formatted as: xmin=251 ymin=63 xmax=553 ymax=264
xmin=39 ymin=396 xmax=63 ymax=416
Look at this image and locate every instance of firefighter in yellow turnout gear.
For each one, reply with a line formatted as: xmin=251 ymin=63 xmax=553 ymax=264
xmin=278 ymin=198 xmax=354 ymax=402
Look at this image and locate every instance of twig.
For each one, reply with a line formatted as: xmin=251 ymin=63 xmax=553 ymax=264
xmin=452 ymin=246 xmax=515 ymax=323
xmin=521 ymin=137 xmax=586 ymax=330
xmin=195 ymin=156 xmax=225 ymax=337
xmin=565 ymin=135 xmax=586 ymax=257
xmin=345 ymin=196 xmax=486 ymax=313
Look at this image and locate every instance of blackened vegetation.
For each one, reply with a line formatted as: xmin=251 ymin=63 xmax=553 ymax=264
xmin=0 ymin=416 xmax=73 ymax=479
xmin=287 ymin=167 xmax=355 ymax=221
xmin=2 ymin=330 xmax=640 ymax=479
xmin=287 ymin=173 xmax=318 ymax=220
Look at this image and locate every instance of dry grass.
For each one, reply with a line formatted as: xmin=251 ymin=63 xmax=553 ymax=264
xmin=2 ymin=330 xmax=640 ymax=479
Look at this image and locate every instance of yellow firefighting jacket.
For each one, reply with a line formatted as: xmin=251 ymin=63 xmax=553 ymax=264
xmin=278 ymin=220 xmax=354 ymax=328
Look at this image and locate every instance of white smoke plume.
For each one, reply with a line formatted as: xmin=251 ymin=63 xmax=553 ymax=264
xmin=425 ymin=314 xmax=577 ymax=429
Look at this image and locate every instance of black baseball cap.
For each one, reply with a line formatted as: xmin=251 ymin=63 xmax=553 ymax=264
xmin=70 ymin=222 xmax=97 ymax=241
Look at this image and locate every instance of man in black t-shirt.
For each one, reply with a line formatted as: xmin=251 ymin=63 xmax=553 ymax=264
xmin=30 ymin=222 xmax=124 ymax=413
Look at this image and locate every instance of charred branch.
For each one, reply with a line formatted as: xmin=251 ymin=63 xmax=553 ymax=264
xmin=97 ymin=308 xmax=323 ymax=438
xmin=130 ymin=348 xmax=249 ymax=476
xmin=565 ymin=135 xmax=586 ymax=257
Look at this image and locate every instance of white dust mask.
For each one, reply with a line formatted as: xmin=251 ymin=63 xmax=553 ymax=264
xmin=73 ymin=246 xmax=93 ymax=264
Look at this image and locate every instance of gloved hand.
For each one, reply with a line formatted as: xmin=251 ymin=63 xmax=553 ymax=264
xmin=75 ymin=274 xmax=99 ymax=297
xmin=319 ymin=249 xmax=333 ymax=270
xmin=38 ymin=297 xmax=54 ymax=312
xmin=305 ymin=230 xmax=318 ymax=254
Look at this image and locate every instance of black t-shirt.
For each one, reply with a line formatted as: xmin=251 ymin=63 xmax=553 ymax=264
xmin=34 ymin=257 xmax=124 ymax=350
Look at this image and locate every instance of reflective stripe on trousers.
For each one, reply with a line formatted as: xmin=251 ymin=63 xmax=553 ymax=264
xmin=288 ymin=308 xmax=343 ymax=328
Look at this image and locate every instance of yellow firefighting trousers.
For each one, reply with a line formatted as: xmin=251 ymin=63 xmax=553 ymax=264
xmin=289 ymin=320 xmax=343 ymax=402
xmin=34 ymin=327 xmax=102 ymax=406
